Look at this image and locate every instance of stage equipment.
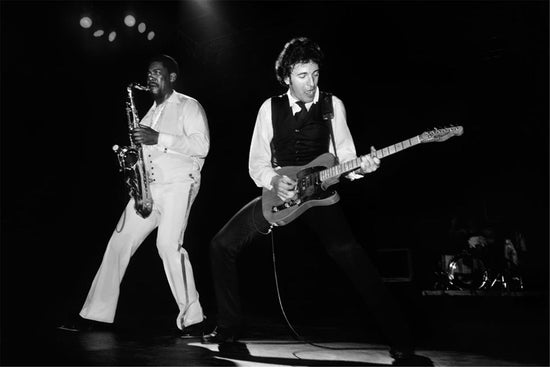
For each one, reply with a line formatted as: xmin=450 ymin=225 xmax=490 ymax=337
xmin=375 ymin=248 xmax=413 ymax=282
xmin=80 ymin=16 xmax=92 ymax=29
xmin=124 ymin=15 xmax=136 ymax=27
xmin=446 ymin=252 xmax=490 ymax=290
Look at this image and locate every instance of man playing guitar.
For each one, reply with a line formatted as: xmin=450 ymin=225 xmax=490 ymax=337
xmin=202 ymin=37 xmax=432 ymax=366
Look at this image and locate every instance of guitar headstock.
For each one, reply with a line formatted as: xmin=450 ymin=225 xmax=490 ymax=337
xmin=419 ymin=125 xmax=464 ymax=143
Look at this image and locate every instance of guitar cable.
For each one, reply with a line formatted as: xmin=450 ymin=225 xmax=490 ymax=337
xmin=269 ymin=229 xmax=375 ymax=351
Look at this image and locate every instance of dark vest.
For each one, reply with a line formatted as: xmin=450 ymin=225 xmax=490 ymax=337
xmin=270 ymin=92 xmax=331 ymax=167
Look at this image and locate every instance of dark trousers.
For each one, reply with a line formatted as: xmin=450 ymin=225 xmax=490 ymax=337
xmin=210 ymin=196 xmax=413 ymax=350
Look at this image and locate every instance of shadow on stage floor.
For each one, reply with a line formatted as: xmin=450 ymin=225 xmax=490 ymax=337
xmin=1 ymin=290 xmax=548 ymax=366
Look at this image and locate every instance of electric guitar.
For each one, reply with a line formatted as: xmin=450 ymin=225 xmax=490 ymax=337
xmin=262 ymin=125 xmax=464 ymax=226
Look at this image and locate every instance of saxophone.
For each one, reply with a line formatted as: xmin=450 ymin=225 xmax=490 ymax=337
xmin=112 ymin=83 xmax=154 ymax=218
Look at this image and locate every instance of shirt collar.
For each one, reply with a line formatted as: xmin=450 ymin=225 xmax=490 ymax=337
xmin=154 ymin=90 xmax=178 ymax=107
xmin=287 ymin=87 xmax=319 ymax=113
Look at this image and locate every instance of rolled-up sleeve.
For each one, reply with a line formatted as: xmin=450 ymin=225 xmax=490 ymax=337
xmin=330 ymin=96 xmax=364 ymax=181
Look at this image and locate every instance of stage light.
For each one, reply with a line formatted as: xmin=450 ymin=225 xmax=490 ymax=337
xmin=124 ymin=15 xmax=136 ymax=27
xmin=138 ymin=22 xmax=146 ymax=33
xmin=147 ymin=31 xmax=155 ymax=41
xmin=108 ymin=31 xmax=117 ymax=42
xmin=93 ymin=29 xmax=104 ymax=37
xmin=80 ymin=16 xmax=92 ymax=29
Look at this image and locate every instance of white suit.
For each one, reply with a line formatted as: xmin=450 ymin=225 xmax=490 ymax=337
xmin=80 ymin=90 xmax=210 ymax=329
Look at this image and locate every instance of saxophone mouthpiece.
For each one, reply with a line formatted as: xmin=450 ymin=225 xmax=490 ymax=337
xmin=129 ymin=83 xmax=150 ymax=91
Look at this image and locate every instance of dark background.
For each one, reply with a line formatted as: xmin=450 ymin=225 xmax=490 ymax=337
xmin=1 ymin=0 xmax=548 ymax=342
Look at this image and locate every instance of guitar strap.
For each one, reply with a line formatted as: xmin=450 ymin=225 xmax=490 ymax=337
xmin=321 ymin=92 xmax=339 ymax=164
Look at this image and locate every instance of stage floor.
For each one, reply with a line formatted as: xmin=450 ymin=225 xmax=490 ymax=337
xmin=3 ymin=327 xmax=547 ymax=366
xmin=2 ymin=301 xmax=548 ymax=367
xmin=1 ymin=285 xmax=548 ymax=366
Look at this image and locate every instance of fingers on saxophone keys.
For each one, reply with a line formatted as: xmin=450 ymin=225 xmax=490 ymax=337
xmin=132 ymin=129 xmax=143 ymax=139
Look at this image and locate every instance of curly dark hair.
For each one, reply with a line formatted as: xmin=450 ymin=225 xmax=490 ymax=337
xmin=274 ymin=37 xmax=324 ymax=86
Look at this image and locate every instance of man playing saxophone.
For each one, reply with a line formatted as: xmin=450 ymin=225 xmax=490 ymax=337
xmin=59 ymin=54 xmax=210 ymax=337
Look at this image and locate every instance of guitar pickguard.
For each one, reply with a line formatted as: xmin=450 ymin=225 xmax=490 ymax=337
xmin=271 ymin=165 xmax=336 ymax=214
xmin=296 ymin=166 xmax=336 ymax=202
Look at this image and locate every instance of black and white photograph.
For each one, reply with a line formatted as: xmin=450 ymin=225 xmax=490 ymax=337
xmin=1 ymin=0 xmax=548 ymax=366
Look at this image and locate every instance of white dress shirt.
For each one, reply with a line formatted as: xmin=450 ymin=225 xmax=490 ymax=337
xmin=140 ymin=90 xmax=210 ymax=184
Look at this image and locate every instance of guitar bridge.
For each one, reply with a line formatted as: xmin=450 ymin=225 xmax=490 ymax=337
xmin=272 ymin=198 xmax=301 ymax=213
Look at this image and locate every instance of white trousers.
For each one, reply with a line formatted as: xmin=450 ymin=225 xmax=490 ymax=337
xmin=80 ymin=174 xmax=204 ymax=329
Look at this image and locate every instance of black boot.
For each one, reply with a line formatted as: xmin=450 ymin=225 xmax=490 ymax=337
xmin=57 ymin=316 xmax=110 ymax=332
xmin=180 ymin=321 xmax=207 ymax=339
xmin=201 ymin=326 xmax=240 ymax=344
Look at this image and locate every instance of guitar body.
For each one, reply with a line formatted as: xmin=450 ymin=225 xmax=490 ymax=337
xmin=262 ymin=153 xmax=341 ymax=226
xmin=260 ymin=125 xmax=464 ymax=226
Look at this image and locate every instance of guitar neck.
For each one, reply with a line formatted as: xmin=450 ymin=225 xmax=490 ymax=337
xmin=320 ymin=135 xmax=422 ymax=181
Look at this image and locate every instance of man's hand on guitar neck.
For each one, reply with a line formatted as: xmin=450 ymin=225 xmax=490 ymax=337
xmin=358 ymin=146 xmax=381 ymax=175
xmin=271 ymin=175 xmax=298 ymax=202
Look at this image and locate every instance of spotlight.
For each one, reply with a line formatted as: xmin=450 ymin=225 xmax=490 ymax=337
xmin=93 ymin=29 xmax=104 ymax=37
xmin=137 ymin=22 xmax=146 ymax=33
xmin=80 ymin=16 xmax=92 ymax=29
xmin=147 ymin=31 xmax=155 ymax=41
xmin=108 ymin=31 xmax=117 ymax=42
xmin=124 ymin=15 xmax=136 ymax=27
